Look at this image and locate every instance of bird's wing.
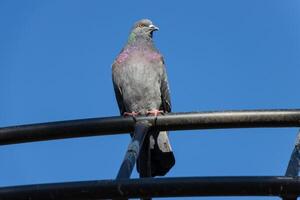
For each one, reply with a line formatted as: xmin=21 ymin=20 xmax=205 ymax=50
xmin=160 ymin=57 xmax=172 ymax=113
xmin=112 ymin=63 xmax=125 ymax=115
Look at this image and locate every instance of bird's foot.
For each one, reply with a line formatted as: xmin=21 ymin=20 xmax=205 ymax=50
xmin=146 ymin=109 xmax=164 ymax=117
xmin=123 ymin=111 xmax=140 ymax=117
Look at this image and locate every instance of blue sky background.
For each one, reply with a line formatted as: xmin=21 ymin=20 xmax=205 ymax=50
xmin=1 ymin=1 xmax=300 ymax=199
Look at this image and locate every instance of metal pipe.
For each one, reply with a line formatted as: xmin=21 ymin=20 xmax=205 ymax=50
xmin=282 ymin=197 xmax=297 ymax=200
xmin=138 ymin=133 xmax=152 ymax=178
xmin=116 ymin=120 xmax=151 ymax=179
xmin=0 ymin=176 xmax=299 ymax=199
xmin=283 ymin=131 xmax=300 ymax=200
xmin=285 ymin=131 xmax=300 ymax=177
xmin=1 ymin=109 xmax=300 ymax=145
xmin=138 ymin=129 xmax=152 ymax=200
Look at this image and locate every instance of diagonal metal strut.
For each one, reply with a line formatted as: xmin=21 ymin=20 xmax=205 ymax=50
xmin=283 ymin=131 xmax=300 ymax=200
xmin=116 ymin=120 xmax=152 ymax=179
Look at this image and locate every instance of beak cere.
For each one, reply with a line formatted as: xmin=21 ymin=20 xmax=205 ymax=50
xmin=149 ymin=24 xmax=159 ymax=31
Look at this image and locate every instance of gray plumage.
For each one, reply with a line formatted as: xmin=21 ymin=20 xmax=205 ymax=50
xmin=112 ymin=19 xmax=175 ymax=176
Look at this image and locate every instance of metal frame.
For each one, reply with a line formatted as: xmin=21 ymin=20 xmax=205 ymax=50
xmin=1 ymin=109 xmax=300 ymax=145
xmin=0 ymin=109 xmax=300 ymax=199
xmin=0 ymin=177 xmax=299 ymax=199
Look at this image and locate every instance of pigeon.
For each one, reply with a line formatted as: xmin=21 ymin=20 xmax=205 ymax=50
xmin=112 ymin=19 xmax=175 ymax=177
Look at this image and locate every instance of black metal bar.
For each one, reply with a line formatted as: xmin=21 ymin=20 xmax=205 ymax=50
xmin=0 ymin=116 xmax=135 ymax=145
xmin=283 ymin=131 xmax=300 ymax=200
xmin=116 ymin=120 xmax=151 ymax=179
xmin=138 ymin=131 xmax=152 ymax=200
xmin=0 ymin=176 xmax=299 ymax=199
xmin=138 ymin=133 xmax=152 ymax=178
xmin=285 ymin=131 xmax=300 ymax=177
xmin=1 ymin=109 xmax=300 ymax=145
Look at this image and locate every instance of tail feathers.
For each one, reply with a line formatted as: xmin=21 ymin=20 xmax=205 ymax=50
xmin=138 ymin=131 xmax=175 ymax=177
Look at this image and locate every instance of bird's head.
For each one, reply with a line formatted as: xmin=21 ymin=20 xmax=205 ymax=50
xmin=130 ymin=19 xmax=159 ymax=40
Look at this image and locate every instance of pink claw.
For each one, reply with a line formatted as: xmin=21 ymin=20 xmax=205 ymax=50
xmin=123 ymin=111 xmax=139 ymax=117
xmin=146 ymin=109 xmax=164 ymax=117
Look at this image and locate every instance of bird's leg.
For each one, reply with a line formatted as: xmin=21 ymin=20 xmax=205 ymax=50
xmin=146 ymin=109 xmax=164 ymax=117
xmin=123 ymin=111 xmax=139 ymax=117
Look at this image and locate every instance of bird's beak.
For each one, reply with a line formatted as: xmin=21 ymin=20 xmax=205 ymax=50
xmin=149 ymin=24 xmax=159 ymax=31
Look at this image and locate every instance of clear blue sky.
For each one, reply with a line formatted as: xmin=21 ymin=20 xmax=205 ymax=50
xmin=1 ymin=1 xmax=300 ymax=200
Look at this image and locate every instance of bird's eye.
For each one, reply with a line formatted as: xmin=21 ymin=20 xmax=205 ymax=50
xmin=138 ymin=24 xmax=145 ymax=28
